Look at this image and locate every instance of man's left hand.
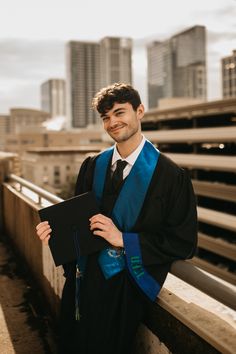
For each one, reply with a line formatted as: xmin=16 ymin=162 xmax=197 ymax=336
xmin=89 ymin=214 xmax=124 ymax=248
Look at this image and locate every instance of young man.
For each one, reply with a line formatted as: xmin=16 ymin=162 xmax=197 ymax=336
xmin=36 ymin=83 xmax=198 ymax=354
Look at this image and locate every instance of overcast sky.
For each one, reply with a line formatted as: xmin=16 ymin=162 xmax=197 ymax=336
xmin=0 ymin=0 xmax=236 ymax=113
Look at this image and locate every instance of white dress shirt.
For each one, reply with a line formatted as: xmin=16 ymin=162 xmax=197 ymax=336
xmin=111 ymin=135 xmax=146 ymax=179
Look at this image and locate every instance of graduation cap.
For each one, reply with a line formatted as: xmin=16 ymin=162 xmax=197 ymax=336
xmin=38 ymin=191 xmax=109 ymax=266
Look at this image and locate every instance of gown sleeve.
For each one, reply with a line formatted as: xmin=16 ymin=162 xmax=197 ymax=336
xmin=123 ymin=167 xmax=198 ymax=266
xmin=142 ymin=168 xmax=197 ymax=265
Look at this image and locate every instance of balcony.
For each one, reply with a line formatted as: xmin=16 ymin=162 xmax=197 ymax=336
xmin=0 ymin=156 xmax=235 ymax=353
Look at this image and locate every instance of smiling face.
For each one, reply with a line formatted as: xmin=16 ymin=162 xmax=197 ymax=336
xmin=101 ymin=102 xmax=144 ymax=143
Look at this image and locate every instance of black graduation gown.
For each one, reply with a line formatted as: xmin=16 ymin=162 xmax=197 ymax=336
xmin=58 ymin=152 xmax=198 ymax=354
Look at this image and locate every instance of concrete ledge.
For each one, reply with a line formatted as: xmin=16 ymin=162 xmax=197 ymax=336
xmin=139 ymin=288 xmax=236 ymax=354
xmin=2 ymin=183 xmax=63 ymax=317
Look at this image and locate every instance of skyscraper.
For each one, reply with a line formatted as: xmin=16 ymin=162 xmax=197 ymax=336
xmin=147 ymin=40 xmax=173 ymax=108
xmin=66 ymin=41 xmax=101 ymax=128
xmin=41 ymin=79 xmax=66 ymax=117
xmin=100 ymin=37 xmax=132 ymax=88
xmin=66 ymin=37 xmax=132 ymax=128
xmin=147 ymin=26 xmax=207 ymax=108
xmin=222 ymin=50 xmax=236 ymax=98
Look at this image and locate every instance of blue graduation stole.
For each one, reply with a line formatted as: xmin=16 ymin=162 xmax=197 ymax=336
xmin=93 ymin=140 xmax=161 ymax=301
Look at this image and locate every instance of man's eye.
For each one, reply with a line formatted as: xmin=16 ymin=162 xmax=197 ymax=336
xmin=102 ymin=117 xmax=109 ymax=122
xmin=116 ymin=111 xmax=124 ymax=116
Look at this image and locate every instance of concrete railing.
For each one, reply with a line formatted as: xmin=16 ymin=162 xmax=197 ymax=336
xmin=2 ymin=180 xmax=64 ymax=316
xmin=1 ymin=172 xmax=236 ymax=353
xmin=7 ymin=173 xmax=236 ymax=311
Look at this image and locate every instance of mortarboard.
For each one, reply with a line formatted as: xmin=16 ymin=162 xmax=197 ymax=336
xmin=38 ymin=191 xmax=109 ymax=266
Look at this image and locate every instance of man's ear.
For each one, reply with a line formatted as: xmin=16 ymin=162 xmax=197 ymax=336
xmin=137 ymin=104 xmax=145 ymax=120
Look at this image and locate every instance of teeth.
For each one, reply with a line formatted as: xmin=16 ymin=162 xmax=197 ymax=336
xmin=111 ymin=126 xmax=123 ymax=131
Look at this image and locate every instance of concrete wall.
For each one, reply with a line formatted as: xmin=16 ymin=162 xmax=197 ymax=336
xmin=2 ymin=183 xmax=64 ymax=316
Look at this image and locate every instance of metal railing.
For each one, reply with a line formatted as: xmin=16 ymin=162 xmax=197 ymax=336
xmin=8 ymin=173 xmax=63 ymax=205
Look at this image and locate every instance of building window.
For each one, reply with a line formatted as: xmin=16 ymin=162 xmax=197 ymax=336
xmin=54 ymin=166 xmax=60 ymax=176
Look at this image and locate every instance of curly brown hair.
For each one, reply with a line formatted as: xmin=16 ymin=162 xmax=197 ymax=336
xmin=92 ymin=83 xmax=142 ymax=115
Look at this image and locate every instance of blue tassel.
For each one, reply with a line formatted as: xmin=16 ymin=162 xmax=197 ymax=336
xmin=73 ymin=229 xmax=86 ymax=321
xmin=75 ymin=264 xmax=83 ymax=321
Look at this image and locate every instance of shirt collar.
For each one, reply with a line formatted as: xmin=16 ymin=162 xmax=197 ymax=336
xmin=111 ymin=135 xmax=146 ymax=166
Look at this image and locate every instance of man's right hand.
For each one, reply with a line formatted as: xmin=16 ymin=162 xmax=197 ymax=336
xmin=36 ymin=221 xmax=52 ymax=245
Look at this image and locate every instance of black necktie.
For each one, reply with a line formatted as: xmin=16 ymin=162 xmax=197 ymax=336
xmin=111 ymin=159 xmax=128 ymax=192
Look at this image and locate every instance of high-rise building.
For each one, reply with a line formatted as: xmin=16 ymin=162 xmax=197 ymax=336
xmin=66 ymin=37 xmax=132 ymax=128
xmin=0 ymin=115 xmax=9 ymax=150
xmin=222 ymin=50 xmax=236 ymax=98
xmin=147 ymin=26 xmax=207 ymax=108
xmin=100 ymin=37 xmax=132 ymax=88
xmin=66 ymin=41 xmax=101 ymax=129
xmin=41 ymin=79 xmax=66 ymax=117
xmin=147 ymin=40 xmax=173 ymax=108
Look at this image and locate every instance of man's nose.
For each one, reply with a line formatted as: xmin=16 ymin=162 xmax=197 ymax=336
xmin=109 ymin=115 xmax=119 ymax=126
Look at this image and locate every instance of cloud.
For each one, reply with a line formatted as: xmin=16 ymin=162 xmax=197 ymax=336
xmin=207 ymin=30 xmax=236 ymax=45
xmin=0 ymin=39 xmax=66 ymax=113
xmin=0 ymin=39 xmax=65 ymax=80
xmin=0 ymin=82 xmax=40 ymax=113
xmin=209 ymin=3 xmax=236 ymax=17
xmin=195 ymin=3 xmax=236 ymax=19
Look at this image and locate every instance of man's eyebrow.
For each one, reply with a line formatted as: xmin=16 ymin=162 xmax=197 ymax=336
xmin=113 ymin=107 xmax=126 ymax=113
xmin=101 ymin=113 xmax=108 ymax=118
xmin=101 ymin=107 xmax=126 ymax=118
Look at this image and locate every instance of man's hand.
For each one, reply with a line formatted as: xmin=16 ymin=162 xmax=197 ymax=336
xmin=89 ymin=214 xmax=124 ymax=248
xmin=36 ymin=221 xmax=52 ymax=245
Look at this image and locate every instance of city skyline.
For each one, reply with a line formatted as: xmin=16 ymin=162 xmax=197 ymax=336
xmin=0 ymin=0 xmax=236 ymax=113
